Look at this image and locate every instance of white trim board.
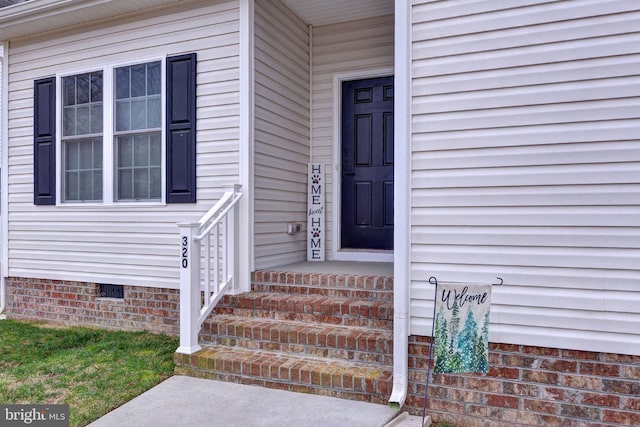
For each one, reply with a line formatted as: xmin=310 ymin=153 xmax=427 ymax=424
xmin=239 ymin=0 xmax=255 ymax=292
xmin=331 ymin=67 xmax=394 ymax=263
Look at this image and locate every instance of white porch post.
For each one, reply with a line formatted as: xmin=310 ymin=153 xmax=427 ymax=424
xmin=228 ymin=184 xmax=242 ymax=295
xmin=176 ymin=222 xmax=202 ymax=354
xmin=238 ymin=0 xmax=254 ymax=294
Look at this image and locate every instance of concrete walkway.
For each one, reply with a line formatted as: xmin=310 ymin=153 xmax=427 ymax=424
xmin=88 ymin=376 xmax=399 ymax=427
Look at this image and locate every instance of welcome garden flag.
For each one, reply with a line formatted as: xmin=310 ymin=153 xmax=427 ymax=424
xmin=433 ymin=283 xmax=492 ymax=374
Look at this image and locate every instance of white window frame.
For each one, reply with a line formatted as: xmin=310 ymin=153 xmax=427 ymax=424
xmin=55 ymin=57 xmax=166 ymax=206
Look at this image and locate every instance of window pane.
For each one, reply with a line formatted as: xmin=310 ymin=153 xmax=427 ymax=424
xmin=79 ymin=140 xmax=94 ymax=169
xmin=63 ymin=77 xmax=75 ymax=106
xmin=63 ymin=107 xmax=75 ymax=136
xmin=76 ymin=106 xmax=90 ymax=135
xmin=131 ymin=99 xmax=146 ymax=130
xmin=115 ymin=100 xmax=130 ymax=131
xmin=94 ymin=171 xmax=103 ymax=200
xmin=65 ymin=140 xmax=78 ymax=170
xmin=149 ymin=167 xmax=161 ymax=199
xmin=134 ymin=168 xmax=149 ymax=199
xmin=131 ymin=64 xmax=146 ymax=98
xmin=133 ymin=135 xmax=149 ymax=167
xmin=116 ymin=67 xmax=130 ymax=100
xmin=118 ymin=169 xmax=133 ymax=200
xmin=148 ymin=96 xmax=161 ymax=128
xmin=118 ymin=136 xmax=133 ymax=167
xmin=77 ymin=74 xmax=90 ymax=104
xmin=149 ymin=133 xmax=161 ymax=165
xmin=91 ymin=72 xmax=103 ymax=102
xmin=94 ymin=140 xmax=103 ymax=165
xmin=79 ymin=170 xmax=93 ymax=200
xmin=147 ymin=62 xmax=161 ymax=95
xmin=91 ymin=104 xmax=103 ymax=133
xmin=65 ymin=172 xmax=78 ymax=201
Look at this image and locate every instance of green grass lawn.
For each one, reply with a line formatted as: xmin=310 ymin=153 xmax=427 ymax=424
xmin=0 ymin=319 xmax=178 ymax=427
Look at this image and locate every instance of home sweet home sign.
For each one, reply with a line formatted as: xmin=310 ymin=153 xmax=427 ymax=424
xmin=307 ymin=163 xmax=324 ymax=261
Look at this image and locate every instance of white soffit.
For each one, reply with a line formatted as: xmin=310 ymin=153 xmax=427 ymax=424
xmin=280 ymin=0 xmax=393 ymax=25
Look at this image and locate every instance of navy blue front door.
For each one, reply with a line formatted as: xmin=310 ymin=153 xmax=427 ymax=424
xmin=341 ymin=76 xmax=394 ymax=250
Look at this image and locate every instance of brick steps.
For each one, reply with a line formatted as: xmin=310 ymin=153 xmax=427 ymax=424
xmin=201 ymin=314 xmax=393 ymax=364
xmin=252 ymin=270 xmax=393 ymax=301
xmin=214 ymin=293 xmax=393 ymax=330
xmin=175 ymin=266 xmax=394 ymax=403
xmin=174 ymin=345 xmax=393 ymax=404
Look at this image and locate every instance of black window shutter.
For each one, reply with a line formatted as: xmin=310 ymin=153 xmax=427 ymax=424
xmin=33 ymin=77 xmax=56 ymax=205
xmin=166 ymin=53 xmax=197 ymax=203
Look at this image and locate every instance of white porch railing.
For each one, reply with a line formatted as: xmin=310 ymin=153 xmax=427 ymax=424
xmin=176 ymin=184 xmax=242 ymax=354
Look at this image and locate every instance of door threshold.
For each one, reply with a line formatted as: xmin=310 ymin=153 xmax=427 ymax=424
xmin=333 ymin=249 xmax=393 ymax=263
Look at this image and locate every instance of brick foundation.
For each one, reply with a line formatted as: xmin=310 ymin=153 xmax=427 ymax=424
xmin=6 ymin=275 xmax=640 ymax=426
xmin=406 ymin=336 xmax=640 ymax=426
xmin=5 ymin=277 xmax=179 ymax=335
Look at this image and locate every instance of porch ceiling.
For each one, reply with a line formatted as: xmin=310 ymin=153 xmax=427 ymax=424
xmin=280 ymin=0 xmax=394 ymax=25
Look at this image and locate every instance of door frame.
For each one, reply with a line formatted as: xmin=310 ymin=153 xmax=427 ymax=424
xmin=332 ymin=67 xmax=394 ymax=262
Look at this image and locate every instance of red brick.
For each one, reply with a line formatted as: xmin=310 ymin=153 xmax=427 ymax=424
xmin=490 ymin=343 xmax=520 ymax=352
xmin=502 ymin=354 xmax=536 ymax=368
xmin=522 ymin=346 xmax=560 ymax=357
xmin=502 ymin=382 xmax=537 ymax=396
xmin=522 ymin=369 xmax=559 ymax=385
xmin=523 ymin=398 xmax=557 ymax=414
xmin=429 ymin=398 xmax=465 ymax=414
xmin=623 ymin=397 xmax=640 ymax=411
xmin=602 ymin=409 xmax=640 ymax=425
xmin=431 ymin=374 xmax=465 ymax=387
xmin=541 ymin=359 xmax=578 ymax=373
xmin=561 ymin=374 xmax=600 ymax=390
xmin=560 ymin=404 xmax=600 ymax=421
xmin=408 ymin=342 xmax=430 ymax=356
xmin=449 ymin=388 xmax=482 ymax=404
xmin=486 ymin=394 xmax=519 ymax=409
xmin=488 ymin=366 xmax=520 ymax=380
xmin=623 ymin=365 xmax=640 ymax=380
xmin=580 ymin=362 xmax=620 ymax=377
xmin=582 ymin=392 xmax=620 ymax=408
xmin=489 ymin=352 xmax=501 ymax=365
xmin=428 ymin=385 xmax=448 ymax=399
xmin=563 ymin=349 xmax=600 ymax=360
xmin=537 ymin=415 xmax=570 ymax=427
xmin=501 ymin=408 xmax=539 ymax=425
xmin=465 ymin=377 xmax=501 ymax=393
xmin=603 ymin=353 xmax=640 ymax=364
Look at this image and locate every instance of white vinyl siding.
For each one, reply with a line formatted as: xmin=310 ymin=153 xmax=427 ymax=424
xmin=410 ymin=0 xmax=640 ymax=355
xmin=6 ymin=0 xmax=241 ymax=288
xmin=311 ymin=15 xmax=394 ymax=256
xmin=253 ymin=0 xmax=310 ymax=269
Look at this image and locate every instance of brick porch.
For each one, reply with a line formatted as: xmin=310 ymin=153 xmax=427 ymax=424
xmin=174 ymin=265 xmax=394 ymax=404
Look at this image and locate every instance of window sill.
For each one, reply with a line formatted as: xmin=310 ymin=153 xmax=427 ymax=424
xmin=56 ymin=201 xmax=167 ymax=208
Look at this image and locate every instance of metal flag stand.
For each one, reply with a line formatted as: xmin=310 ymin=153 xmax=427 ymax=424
xmin=421 ymin=276 xmax=503 ymax=427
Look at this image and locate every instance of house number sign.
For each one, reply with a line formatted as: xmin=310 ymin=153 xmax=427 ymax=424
xmin=181 ymin=236 xmax=189 ymax=268
xmin=307 ymin=163 xmax=325 ymax=261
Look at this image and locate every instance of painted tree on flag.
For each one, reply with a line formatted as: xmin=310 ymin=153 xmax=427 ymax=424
xmin=458 ymin=309 xmax=479 ymax=371
xmin=434 ymin=306 xmax=448 ymax=373
xmin=445 ymin=300 xmax=463 ymax=372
